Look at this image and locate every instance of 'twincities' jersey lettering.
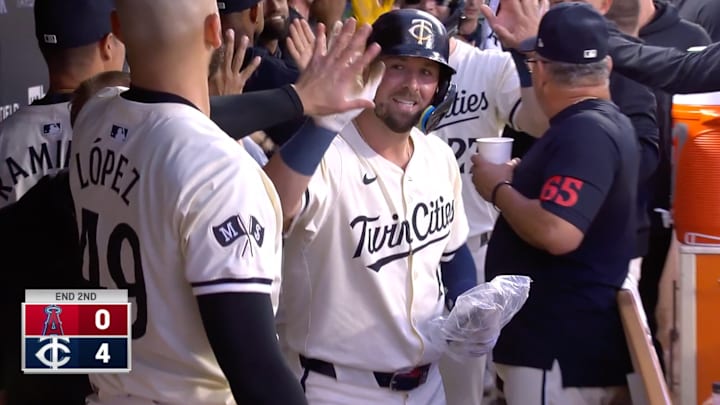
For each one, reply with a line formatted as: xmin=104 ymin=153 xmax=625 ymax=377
xmin=350 ymin=196 xmax=456 ymax=271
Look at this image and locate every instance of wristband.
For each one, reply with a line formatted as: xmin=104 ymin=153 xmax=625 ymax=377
xmin=278 ymin=119 xmax=336 ymax=176
xmin=491 ymin=180 xmax=513 ymax=209
xmin=510 ymin=50 xmax=532 ymax=88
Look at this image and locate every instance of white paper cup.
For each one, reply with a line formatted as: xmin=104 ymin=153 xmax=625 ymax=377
xmin=475 ymin=137 xmax=514 ymax=164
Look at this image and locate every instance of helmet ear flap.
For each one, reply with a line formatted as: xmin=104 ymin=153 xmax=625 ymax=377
xmin=420 ymin=82 xmax=456 ymax=133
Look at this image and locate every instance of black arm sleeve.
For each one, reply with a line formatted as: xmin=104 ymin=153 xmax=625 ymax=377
xmin=609 ymin=31 xmax=720 ymax=94
xmin=196 ymin=293 xmax=308 ymax=405
xmin=209 ymin=85 xmax=304 ymax=140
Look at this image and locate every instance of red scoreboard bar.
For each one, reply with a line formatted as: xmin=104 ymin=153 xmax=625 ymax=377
xmin=22 ymin=290 xmax=132 ymax=374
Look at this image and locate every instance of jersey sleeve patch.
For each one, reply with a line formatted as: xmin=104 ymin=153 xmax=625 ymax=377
xmin=212 ymin=215 xmax=247 ymax=247
xmin=212 ymin=215 xmax=265 ymax=251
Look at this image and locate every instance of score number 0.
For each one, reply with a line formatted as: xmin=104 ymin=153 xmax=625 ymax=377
xmin=94 ymin=309 xmax=112 ymax=364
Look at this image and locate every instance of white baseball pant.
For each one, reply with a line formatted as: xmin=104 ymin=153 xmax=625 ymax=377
xmin=439 ymin=232 xmax=490 ymax=405
xmin=495 ymin=360 xmax=631 ymax=405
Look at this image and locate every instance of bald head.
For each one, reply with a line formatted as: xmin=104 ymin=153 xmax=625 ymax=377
xmin=114 ymin=0 xmax=222 ymax=114
xmin=114 ymin=0 xmax=221 ymax=72
xmin=116 ymin=0 xmax=217 ymax=44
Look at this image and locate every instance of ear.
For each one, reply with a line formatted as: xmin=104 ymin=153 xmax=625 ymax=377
xmin=205 ymin=13 xmax=223 ymax=49
xmin=599 ymin=0 xmax=613 ymax=14
xmin=98 ymin=33 xmax=115 ymax=61
xmin=250 ymin=3 xmax=261 ymax=24
xmin=606 ymin=55 xmax=613 ymax=72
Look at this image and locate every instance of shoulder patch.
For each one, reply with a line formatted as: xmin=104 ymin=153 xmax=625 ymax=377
xmin=249 ymin=216 xmax=265 ymax=247
xmin=212 ymin=215 xmax=247 ymax=247
xmin=42 ymin=122 xmax=62 ymax=136
xmin=110 ymin=125 xmax=129 ymax=142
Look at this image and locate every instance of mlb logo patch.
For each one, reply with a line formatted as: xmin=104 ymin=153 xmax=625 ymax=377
xmin=110 ymin=125 xmax=129 ymax=142
xmin=43 ymin=34 xmax=57 ymax=44
xmin=212 ymin=215 xmax=247 ymax=247
xmin=42 ymin=122 xmax=62 ymax=136
xmin=218 ymin=1 xmax=226 ymax=9
xmin=583 ymin=49 xmax=598 ymax=59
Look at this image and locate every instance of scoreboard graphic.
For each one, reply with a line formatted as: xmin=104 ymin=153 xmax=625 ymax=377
xmin=22 ymin=289 xmax=131 ymax=374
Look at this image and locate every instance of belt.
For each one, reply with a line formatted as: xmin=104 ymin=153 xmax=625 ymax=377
xmin=299 ymin=355 xmax=431 ymax=391
xmin=480 ymin=231 xmax=492 ymax=247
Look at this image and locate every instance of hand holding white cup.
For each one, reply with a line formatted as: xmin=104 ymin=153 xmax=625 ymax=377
xmin=475 ymin=137 xmax=514 ymax=164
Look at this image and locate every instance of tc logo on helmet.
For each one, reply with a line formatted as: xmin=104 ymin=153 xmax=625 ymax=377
xmin=408 ymin=19 xmax=434 ymax=46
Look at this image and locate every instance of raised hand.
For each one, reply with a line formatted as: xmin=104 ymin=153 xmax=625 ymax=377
xmin=209 ymin=29 xmax=262 ymax=96
xmin=292 ymin=18 xmax=383 ymax=126
xmin=287 ymin=19 xmax=315 ymax=72
xmin=480 ymin=0 xmax=547 ymax=50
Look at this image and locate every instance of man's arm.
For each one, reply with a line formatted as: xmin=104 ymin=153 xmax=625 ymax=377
xmin=263 ymin=20 xmax=382 ymax=228
xmin=492 ymin=185 xmax=583 ymax=255
xmin=209 ymin=85 xmax=304 ymax=140
xmin=198 ymin=293 xmax=306 ymax=405
xmin=481 ymin=0 xmax=720 ymax=94
xmin=609 ymin=29 xmax=720 ymax=94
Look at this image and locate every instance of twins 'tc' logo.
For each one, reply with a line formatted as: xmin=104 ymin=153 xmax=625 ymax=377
xmin=35 ymin=336 xmax=71 ymax=369
xmin=408 ymin=19 xmax=434 ymax=46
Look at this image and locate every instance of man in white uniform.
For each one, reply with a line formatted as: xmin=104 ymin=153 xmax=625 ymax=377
xmin=400 ymin=2 xmax=546 ymax=401
xmin=402 ymin=1 xmax=547 ymax=402
xmin=70 ymin=1 xmax=382 ymax=404
xmin=0 ymin=0 xmax=125 ymax=208
xmin=266 ymin=9 xmax=485 ymax=405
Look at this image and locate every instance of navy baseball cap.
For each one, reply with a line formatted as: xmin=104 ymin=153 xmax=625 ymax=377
xmin=518 ymin=2 xmax=609 ymax=64
xmin=217 ymin=0 xmax=263 ymax=13
xmin=34 ymin=0 xmax=115 ymax=49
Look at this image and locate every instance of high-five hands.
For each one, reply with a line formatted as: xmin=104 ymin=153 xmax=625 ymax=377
xmin=479 ymin=0 xmax=549 ymax=49
xmin=287 ymin=19 xmax=315 ymax=72
xmin=209 ymin=29 xmax=262 ymax=96
xmin=293 ymin=18 xmax=384 ymax=132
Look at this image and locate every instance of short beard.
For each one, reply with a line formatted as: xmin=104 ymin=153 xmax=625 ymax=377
xmin=259 ymin=18 xmax=289 ymax=42
xmin=208 ymin=43 xmax=225 ymax=79
xmin=374 ymin=102 xmax=425 ymax=133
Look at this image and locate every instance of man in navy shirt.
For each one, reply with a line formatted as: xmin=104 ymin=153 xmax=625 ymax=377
xmin=470 ymin=3 xmax=637 ymax=403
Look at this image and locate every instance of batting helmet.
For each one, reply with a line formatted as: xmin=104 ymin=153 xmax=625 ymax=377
xmin=368 ymin=9 xmax=457 ymax=133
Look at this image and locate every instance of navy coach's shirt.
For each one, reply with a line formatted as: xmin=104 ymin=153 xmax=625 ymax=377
xmin=486 ymin=99 xmax=637 ymax=387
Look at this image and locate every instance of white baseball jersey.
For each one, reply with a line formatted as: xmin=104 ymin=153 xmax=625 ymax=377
xmin=69 ymin=87 xmax=282 ymax=405
xmin=277 ymin=123 xmax=469 ymax=372
xmin=433 ymin=39 xmax=521 ymax=239
xmin=0 ymin=101 xmax=72 ymax=208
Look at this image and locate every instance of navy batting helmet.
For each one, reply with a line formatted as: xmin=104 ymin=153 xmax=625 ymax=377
xmin=368 ymin=9 xmax=457 ymax=133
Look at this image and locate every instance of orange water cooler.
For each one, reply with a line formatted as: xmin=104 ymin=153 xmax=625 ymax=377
xmin=671 ymin=91 xmax=720 ymax=405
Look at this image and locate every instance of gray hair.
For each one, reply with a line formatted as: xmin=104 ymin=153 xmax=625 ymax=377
xmin=545 ymin=58 xmax=611 ymax=87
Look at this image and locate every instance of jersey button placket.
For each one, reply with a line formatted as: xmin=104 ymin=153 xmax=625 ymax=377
xmin=402 ymin=172 xmax=424 ymax=364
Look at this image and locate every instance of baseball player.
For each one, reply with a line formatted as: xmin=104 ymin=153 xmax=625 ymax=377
xmin=69 ymin=1 xmax=380 ymax=404
xmin=0 ymin=0 xmax=124 ymax=208
xmin=265 ymin=9 xmax=484 ymax=404
xmin=401 ymin=0 xmax=547 ymax=401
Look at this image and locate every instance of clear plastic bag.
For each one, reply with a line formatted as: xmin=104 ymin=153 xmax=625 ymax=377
xmin=425 ymin=275 xmax=532 ymax=361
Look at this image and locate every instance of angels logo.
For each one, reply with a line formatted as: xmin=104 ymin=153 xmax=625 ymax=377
xmin=42 ymin=305 xmax=65 ymax=336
